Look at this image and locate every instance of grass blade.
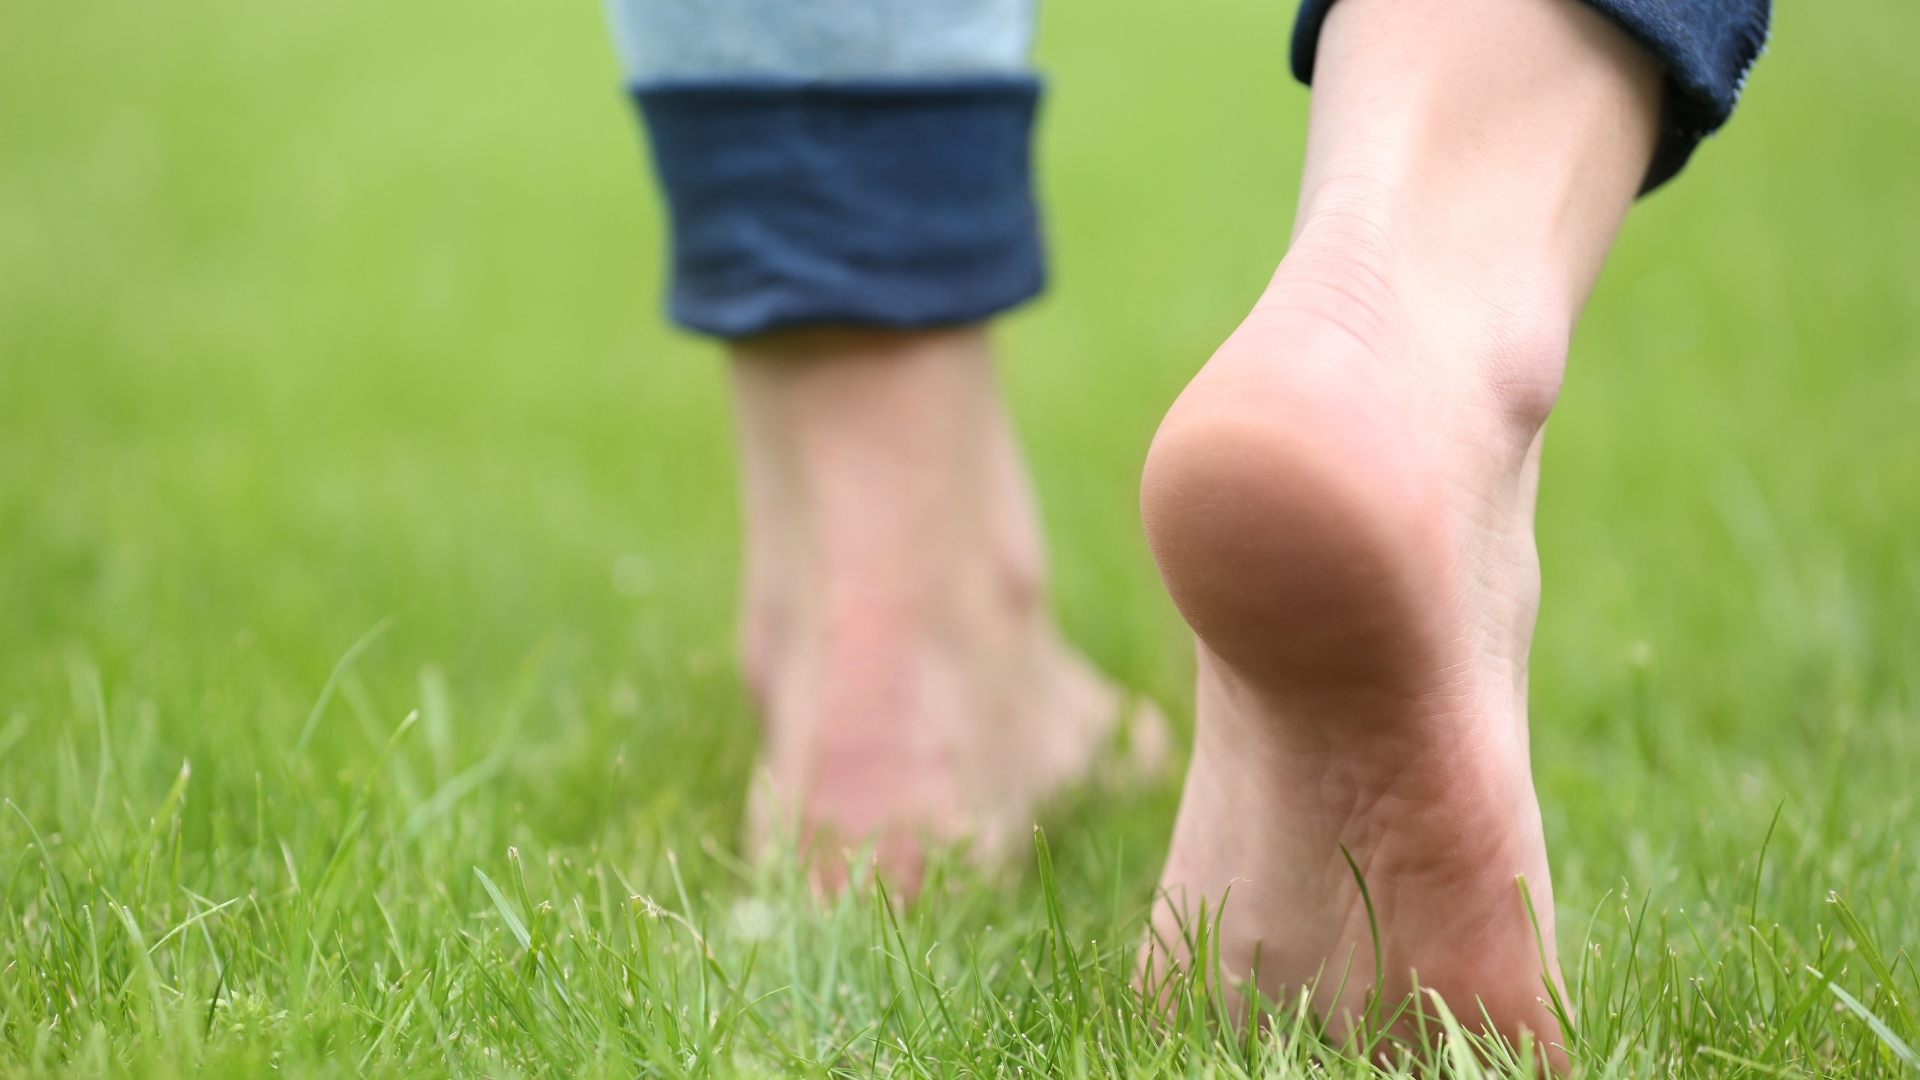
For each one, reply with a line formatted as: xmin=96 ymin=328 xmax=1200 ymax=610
xmin=1830 ymin=981 xmax=1920 ymax=1069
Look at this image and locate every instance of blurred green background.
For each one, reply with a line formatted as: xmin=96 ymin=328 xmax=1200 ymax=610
xmin=2 ymin=0 xmax=1918 ymax=1071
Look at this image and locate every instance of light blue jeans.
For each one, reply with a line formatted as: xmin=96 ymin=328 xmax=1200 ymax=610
xmin=607 ymin=0 xmax=1768 ymax=338
xmin=605 ymin=0 xmax=1049 ymax=338
xmin=603 ymin=0 xmax=1036 ymax=82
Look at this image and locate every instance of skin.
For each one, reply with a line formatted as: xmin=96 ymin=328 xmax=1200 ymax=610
xmin=729 ymin=326 xmax=1167 ymax=890
xmin=714 ymin=0 xmax=1660 ymax=1056
xmin=1139 ymin=0 xmax=1659 ymax=1059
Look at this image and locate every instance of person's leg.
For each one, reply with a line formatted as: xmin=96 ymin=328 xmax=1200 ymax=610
xmin=733 ymin=326 xmax=1162 ymax=887
xmin=1142 ymin=0 xmax=1659 ymax=1052
xmin=605 ymin=0 xmax=1166 ymax=887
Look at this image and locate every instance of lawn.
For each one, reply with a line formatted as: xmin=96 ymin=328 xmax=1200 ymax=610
xmin=2 ymin=0 xmax=1918 ymax=1074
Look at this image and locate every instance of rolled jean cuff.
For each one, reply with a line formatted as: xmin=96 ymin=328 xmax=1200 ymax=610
xmin=1288 ymin=0 xmax=1770 ymax=193
xmin=634 ymin=77 xmax=1047 ymax=339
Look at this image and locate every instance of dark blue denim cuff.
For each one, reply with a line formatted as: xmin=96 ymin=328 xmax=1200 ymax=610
xmin=1289 ymin=0 xmax=1770 ymax=193
xmin=634 ymin=77 xmax=1046 ymax=339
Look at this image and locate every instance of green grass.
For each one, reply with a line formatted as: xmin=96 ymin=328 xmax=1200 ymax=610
xmin=3 ymin=0 xmax=1919 ymax=1073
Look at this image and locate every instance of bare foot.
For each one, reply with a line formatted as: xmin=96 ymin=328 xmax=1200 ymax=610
xmin=730 ymin=325 xmax=1168 ymax=891
xmin=1141 ymin=0 xmax=1660 ymax=1057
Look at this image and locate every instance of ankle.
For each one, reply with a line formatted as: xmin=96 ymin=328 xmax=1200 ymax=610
xmin=1141 ymin=207 xmax=1573 ymax=698
xmin=729 ymin=324 xmax=1054 ymax=689
xmin=1278 ymin=197 xmax=1572 ymax=445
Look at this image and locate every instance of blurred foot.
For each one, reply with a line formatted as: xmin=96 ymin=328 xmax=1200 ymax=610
xmin=730 ymin=325 xmax=1167 ymax=891
xmin=1140 ymin=0 xmax=1659 ymax=1056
